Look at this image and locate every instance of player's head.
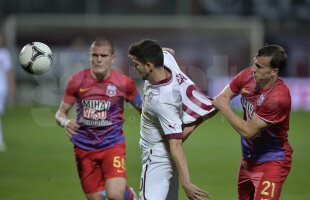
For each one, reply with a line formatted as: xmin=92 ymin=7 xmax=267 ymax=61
xmin=251 ymin=44 xmax=287 ymax=85
xmin=128 ymin=39 xmax=163 ymax=67
xmin=256 ymin=44 xmax=287 ymax=72
xmin=128 ymin=39 xmax=164 ymax=80
xmin=89 ymin=37 xmax=116 ymax=80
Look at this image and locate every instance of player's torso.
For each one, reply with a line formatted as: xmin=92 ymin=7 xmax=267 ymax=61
xmin=239 ymin=77 xmax=292 ymax=162
xmin=140 ymin=74 xmax=181 ymax=150
xmin=72 ymin=70 xmax=126 ymax=150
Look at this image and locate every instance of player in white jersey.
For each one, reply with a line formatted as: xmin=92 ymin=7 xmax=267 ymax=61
xmin=128 ymin=39 xmax=215 ymax=200
xmin=0 ymin=33 xmax=16 ymax=151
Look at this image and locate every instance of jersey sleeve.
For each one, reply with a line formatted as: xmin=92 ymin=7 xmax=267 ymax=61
xmin=124 ymin=77 xmax=142 ymax=109
xmin=157 ymin=103 xmax=183 ymax=140
xmin=63 ymin=75 xmax=78 ymax=105
xmin=256 ymin=86 xmax=291 ymax=124
xmin=163 ymin=50 xmax=180 ymax=71
xmin=229 ymin=68 xmax=251 ymax=94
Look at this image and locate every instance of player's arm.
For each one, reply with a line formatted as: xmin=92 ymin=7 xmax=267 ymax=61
xmin=168 ymin=138 xmax=210 ymax=199
xmin=213 ymin=85 xmax=268 ymax=140
xmin=55 ymin=101 xmax=80 ymax=137
xmin=124 ymin=78 xmax=143 ymax=113
xmin=182 ymin=118 xmax=204 ymax=142
xmin=130 ymin=94 xmax=142 ymax=114
xmin=159 ymin=103 xmax=209 ymax=199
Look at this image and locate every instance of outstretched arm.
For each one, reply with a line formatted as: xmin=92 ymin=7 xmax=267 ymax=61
xmin=169 ymin=139 xmax=210 ymax=199
xmin=55 ymin=101 xmax=80 ymax=137
xmin=212 ymin=85 xmax=268 ymax=140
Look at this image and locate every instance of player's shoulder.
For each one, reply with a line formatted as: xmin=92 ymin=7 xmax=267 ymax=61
xmin=67 ymin=68 xmax=90 ymax=87
xmin=237 ymin=67 xmax=252 ymax=78
xmin=70 ymin=68 xmax=90 ymax=79
xmin=111 ymin=69 xmax=133 ymax=80
xmin=274 ymin=78 xmax=291 ymax=101
xmin=158 ymin=79 xmax=181 ymax=104
xmin=276 ymin=78 xmax=290 ymax=92
xmin=264 ymin=79 xmax=291 ymax=107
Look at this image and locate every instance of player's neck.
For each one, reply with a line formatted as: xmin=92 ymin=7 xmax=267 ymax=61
xmin=90 ymin=68 xmax=111 ymax=81
xmin=149 ymin=67 xmax=170 ymax=84
xmin=258 ymin=75 xmax=278 ymax=90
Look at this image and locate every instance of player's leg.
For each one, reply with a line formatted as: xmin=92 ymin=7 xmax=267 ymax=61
xmin=252 ymin=161 xmax=291 ymax=200
xmin=74 ymin=146 xmax=106 ymax=200
xmin=105 ymin=177 xmax=127 ymax=200
xmin=102 ymin=143 xmax=136 ymax=200
xmin=101 ymin=186 xmax=137 ymax=200
xmin=238 ymin=159 xmax=255 ymax=200
xmin=139 ymin=149 xmax=177 ymax=200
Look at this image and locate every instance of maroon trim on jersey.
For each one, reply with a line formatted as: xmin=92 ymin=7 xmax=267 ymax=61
xmin=151 ymin=67 xmax=172 ymax=87
xmin=186 ymin=85 xmax=214 ymax=111
xmin=165 ymin=133 xmax=183 ymax=139
xmin=182 ymin=104 xmax=201 ymax=119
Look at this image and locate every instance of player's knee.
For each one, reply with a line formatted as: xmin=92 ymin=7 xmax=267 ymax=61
xmin=106 ymin=189 xmax=125 ymax=200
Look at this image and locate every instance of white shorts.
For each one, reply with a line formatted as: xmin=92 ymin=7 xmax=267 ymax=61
xmin=139 ymin=148 xmax=179 ymax=200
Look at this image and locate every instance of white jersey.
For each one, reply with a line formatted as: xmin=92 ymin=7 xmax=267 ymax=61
xmin=139 ymin=50 xmax=215 ymax=200
xmin=0 ymin=48 xmax=11 ymax=96
xmin=139 ymin=50 xmax=215 ymax=151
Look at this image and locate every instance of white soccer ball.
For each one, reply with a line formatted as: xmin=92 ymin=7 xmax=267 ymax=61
xmin=19 ymin=42 xmax=53 ymax=75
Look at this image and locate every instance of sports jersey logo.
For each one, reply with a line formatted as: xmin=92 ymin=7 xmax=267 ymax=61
xmin=79 ymin=87 xmax=90 ymax=93
xmin=257 ymin=94 xmax=265 ymax=106
xmin=168 ymin=123 xmax=176 ymax=130
xmin=241 ymin=88 xmax=251 ymax=94
xmin=106 ymin=84 xmax=116 ymax=97
xmin=176 ymin=73 xmax=187 ymax=85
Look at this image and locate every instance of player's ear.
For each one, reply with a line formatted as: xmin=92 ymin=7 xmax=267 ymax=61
xmin=111 ymin=53 xmax=116 ymax=64
xmin=145 ymin=62 xmax=154 ymax=73
xmin=272 ymin=67 xmax=279 ymax=75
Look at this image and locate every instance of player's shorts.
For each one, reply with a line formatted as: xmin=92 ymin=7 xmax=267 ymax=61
xmin=238 ymin=158 xmax=292 ymax=200
xmin=74 ymin=143 xmax=127 ymax=194
xmin=139 ymin=148 xmax=179 ymax=200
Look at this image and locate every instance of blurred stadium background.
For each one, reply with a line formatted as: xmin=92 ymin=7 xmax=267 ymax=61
xmin=0 ymin=0 xmax=309 ymax=199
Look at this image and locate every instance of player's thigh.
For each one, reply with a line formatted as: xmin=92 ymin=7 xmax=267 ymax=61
xmin=101 ymin=143 xmax=128 ymax=180
xmin=238 ymin=160 xmax=255 ymax=200
xmin=253 ymin=161 xmax=291 ymax=200
xmin=74 ymin=146 xmax=105 ymax=194
xmin=140 ymin=160 xmax=177 ymax=200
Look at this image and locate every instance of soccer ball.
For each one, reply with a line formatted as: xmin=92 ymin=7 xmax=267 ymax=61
xmin=19 ymin=42 xmax=53 ymax=75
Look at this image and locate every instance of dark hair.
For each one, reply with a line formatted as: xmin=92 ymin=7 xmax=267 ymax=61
xmin=91 ymin=37 xmax=114 ymax=54
xmin=128 ymin=39 xmax=163 ymax=68
xmin=256 ymin=44 xmax=287 ymax=72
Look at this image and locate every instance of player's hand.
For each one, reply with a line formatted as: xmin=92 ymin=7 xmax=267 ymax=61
xmin=212 ymin=94 xmax=230 ymax=111
xmin=162 ymin=47 xmax=176 ymax=56
xmin=65 ymin=120 xmax=80 ymax=137
xmin=183 ymin=183 xmax=210 ymax=200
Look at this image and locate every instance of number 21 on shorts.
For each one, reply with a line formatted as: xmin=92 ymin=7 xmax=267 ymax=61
xmin=260 ymin=180 xmax=276 ymax=199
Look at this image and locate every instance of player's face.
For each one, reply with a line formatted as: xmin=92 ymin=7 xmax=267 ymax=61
xmin=90 ymin=45 xmax=115 ymax=78
xmin=251 ymin=56 xmax=277 ymax=84
xmin=130 ymin=56 xmax=150 ymax=80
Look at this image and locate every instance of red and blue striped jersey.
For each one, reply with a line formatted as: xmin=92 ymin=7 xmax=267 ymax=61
xmin=230 ymin=68 xmax=293 ymax=162
xmin=64 ymin=68 xmax=142 ymax=151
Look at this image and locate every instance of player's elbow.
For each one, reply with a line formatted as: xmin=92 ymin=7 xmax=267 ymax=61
xmin=242 ymin=131 xmax=258 ymax=141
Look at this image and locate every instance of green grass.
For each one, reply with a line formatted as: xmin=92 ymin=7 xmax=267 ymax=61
xmin=0 ymin=106 xmax=309 ymax=199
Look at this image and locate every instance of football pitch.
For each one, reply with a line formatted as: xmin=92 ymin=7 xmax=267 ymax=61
xmin=0 ymin=106 xmax=309 ymax=200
